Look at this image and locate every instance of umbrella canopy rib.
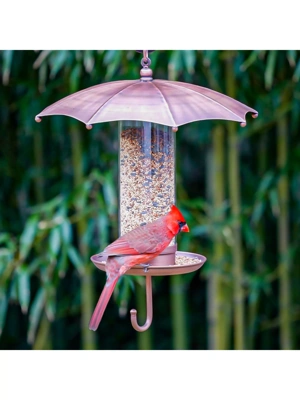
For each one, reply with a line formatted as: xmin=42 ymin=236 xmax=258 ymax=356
xmin=87 ymin=80 xmax=141 ymax=124
xmin=161 ymin=80 xmax=251 ymax=122
xmin=151 ymin=81 xmax=177 ymax=126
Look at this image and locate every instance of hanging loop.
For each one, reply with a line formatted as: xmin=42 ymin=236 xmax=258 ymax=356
xmin=130 ymin=274 xmax=153 ymax=332
xmin=137 ymin=50 xmax=153 ymax=81
xmin=141 ymin=52 xmax=151 ymax=67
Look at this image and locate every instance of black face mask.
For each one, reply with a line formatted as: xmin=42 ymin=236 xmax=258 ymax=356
xmin=178 ymin=221 xmax=187 ymax=233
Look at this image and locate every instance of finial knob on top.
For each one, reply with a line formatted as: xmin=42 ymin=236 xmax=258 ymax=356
xmin=140 ymin=66 xmax=153 ymax=81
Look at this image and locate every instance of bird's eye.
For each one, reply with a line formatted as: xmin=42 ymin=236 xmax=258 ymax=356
xmin=178 ymin=221 xmax=186 ymax=228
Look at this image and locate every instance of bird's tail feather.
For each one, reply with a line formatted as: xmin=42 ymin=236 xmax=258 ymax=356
xmin=89 ymin=277 xmax=118 ymax=331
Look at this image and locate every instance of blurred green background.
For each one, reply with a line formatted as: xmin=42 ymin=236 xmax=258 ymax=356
xmin=0 ymin=50 xmax=299 ymax=350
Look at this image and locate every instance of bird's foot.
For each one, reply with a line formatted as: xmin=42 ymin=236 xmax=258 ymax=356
xmin=141 ymin=263 xmax=150 ymax=272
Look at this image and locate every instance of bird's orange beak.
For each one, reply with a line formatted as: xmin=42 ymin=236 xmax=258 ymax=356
xmin=181 ymin=223 xmax=189 ymax=232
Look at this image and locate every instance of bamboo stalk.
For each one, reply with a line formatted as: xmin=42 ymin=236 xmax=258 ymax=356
xmin=248 ymin=135 xmax=267 ymax=349
xmin=277 ymin=115 xmax=292 ymax=349
xmin=203 ymin=56 xmax=232 ymax=350
xmin=70 ymin=123 xmax=96 ymax=350
xmin=33 ymin=129 xmax=45 ymax=204
xmin=211 ymin=125 xmax=231 ymax=349
xmin=32 ymin=126 xmax=53 ymax=349
xmin=206 ymin=146 xmax=222 ymax=350
xmin=206 ymin=148 xmax=215 ymax=349
xmin=33 ymin=312 xmax=52 ymax=350
xmin=166 ymin=64 xmax=189 ymax=351
xmin=136 ymin=279 xmax=153 ymax=350
xmin=225 ymin=52 xmax=245 ymax=350
xmin=170 ymin=274 xmax=189 ymax=349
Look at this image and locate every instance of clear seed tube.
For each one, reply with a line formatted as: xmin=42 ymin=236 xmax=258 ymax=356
xmin=119 ymin=121 xmax=175 ymax=238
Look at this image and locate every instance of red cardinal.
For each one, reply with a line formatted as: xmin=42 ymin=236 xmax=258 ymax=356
xmin=89 ymin=205 xmax=189 ymax=331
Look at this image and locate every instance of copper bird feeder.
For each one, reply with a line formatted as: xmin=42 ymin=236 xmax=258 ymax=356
xmin=35 ymin=50 xmax=258 ymax=332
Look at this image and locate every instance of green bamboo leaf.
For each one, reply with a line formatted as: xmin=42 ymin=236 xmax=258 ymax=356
xmin=90 ymin=168 xmax=103 ymax=183
xmin=0 ymin=234 xmax=15 ymax=273
xmin=57 ymin=245 xmax=68 ymax=278
xmin=71 ymin=179 xmax=92 ymax=209
xmin=104 ymin=50 xmax=122 ymax=80
xmin=168 ymin=51 xmax=183 ymax=80
xmin=49 ymin=50 xmax=69 ymax=79
xmin=38 ymin=61 xmax=48 ymax=92
xmin=33 ymin=50 xmax=51 ymax=69
xmin=251 ymin=201 xmax=266 ymax=224
xmin=182 ymin=50 xmax=196 ymax=74
xmin=292 ymin=59 xmax=300 ymax=82
xmin=0 ymin=233 xmax=13 ymax=245
xmin=30 ymin=195 xmax=64 ymax=214
xmin=258 ymin=50 xmax=267 ymax=59
xmin=69 ymin=63 xmax=82 ymax=93
xmin=49 ymin=226 xmax=61 ymax=258
xmin=67 ymin=246 xmax=84 ymax=275
xmin=103 ymin=172 xmax=117 ymax=216
xmin=27 ymin=287 xmax=46 ymax=345
xmin=60 ymin=218 xmax=72 ymax=245
xmin=202 ymin=50 xmax=218 ymax=67
xmin=9 ymin=276 xmax=18 ymax=301
xmin=103 ymin=50 xmax=118 ymax=65
xmin=83 ymin=50 xmax=95 ymax=73
xmin=98 ymin=213 xmax=109 ymax=249
xmin=265 ymin=50 xmax=277 ymax=90
xmin=45 ymin=283 xmax=56 ymax=321
xmin=243 ymin=221 xmax=257 ymax=248
xmin=240 ymin=50 xmax=260 ymax=71
xmin=27 ymin=258 xmax=42 ymax=275
xmin=256 ymin=171 xmax=275 ymax=198
xmin=249 ymin=287 xmax=260 ymax=304
xmin=2 ymin=50 xmax=14 ymax=85
xmin=17 ymin=267 xmax=30 ymax=314
xmin=0 ymin=286 xmax=8 ymax=336
xmin=0 ymin=232 xmax=17 ymax=253
xmin=146 ymin=51 xmax=158 ymax=70
xmin=19 ymin=215 xmax=39 ymax=260
xmin=269 ymin=188 xmax=280 ymax=217
xmin=287 ymin=50 xmax=297 ymax=67
xmin=0 ymin=248 xmax=12 ymax=257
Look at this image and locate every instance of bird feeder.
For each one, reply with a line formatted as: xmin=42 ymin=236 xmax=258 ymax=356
xmin=35 ymin=50 xmax=258 ymax=332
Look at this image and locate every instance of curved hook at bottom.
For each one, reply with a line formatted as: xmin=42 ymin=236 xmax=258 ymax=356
xmin=130 ymin=274 xmax=153 ymax=332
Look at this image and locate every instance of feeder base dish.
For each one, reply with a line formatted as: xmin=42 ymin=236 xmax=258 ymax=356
xmin=91 ymin=251 xmax=206 ymax=276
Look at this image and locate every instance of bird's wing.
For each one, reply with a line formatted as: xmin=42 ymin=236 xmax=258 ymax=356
xmin=103 ymin=237 xmax=141 ymax=256
xmin=103 ymin=222 xmax=165 ymax=256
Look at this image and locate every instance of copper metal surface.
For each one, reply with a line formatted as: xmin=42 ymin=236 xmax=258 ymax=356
xmin=130 ymin=274 xmax=153 ymax=332
xmin=91 ymin=250 xmax=206 ymax=332
xmin=36 ymin=78 xmax=258 ymax=128
xmin=91 ymin=250 xmax=206 ymax=276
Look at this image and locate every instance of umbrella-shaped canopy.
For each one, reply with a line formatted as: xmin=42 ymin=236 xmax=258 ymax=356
xmin=36 ymin=77 xmax=258 ymax=129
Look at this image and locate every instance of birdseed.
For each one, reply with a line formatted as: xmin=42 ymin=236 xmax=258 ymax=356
xmin=174 ymin=255 xmax=199 ymax=266
xmin=99 ymin=255 xmax=200 ymax=267
xmin=119 ymin=122 xmax=175 ymax=238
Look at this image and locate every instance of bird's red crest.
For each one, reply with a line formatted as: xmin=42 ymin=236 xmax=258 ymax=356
xmin=169 ymin=204 xmax=186 ymax=222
